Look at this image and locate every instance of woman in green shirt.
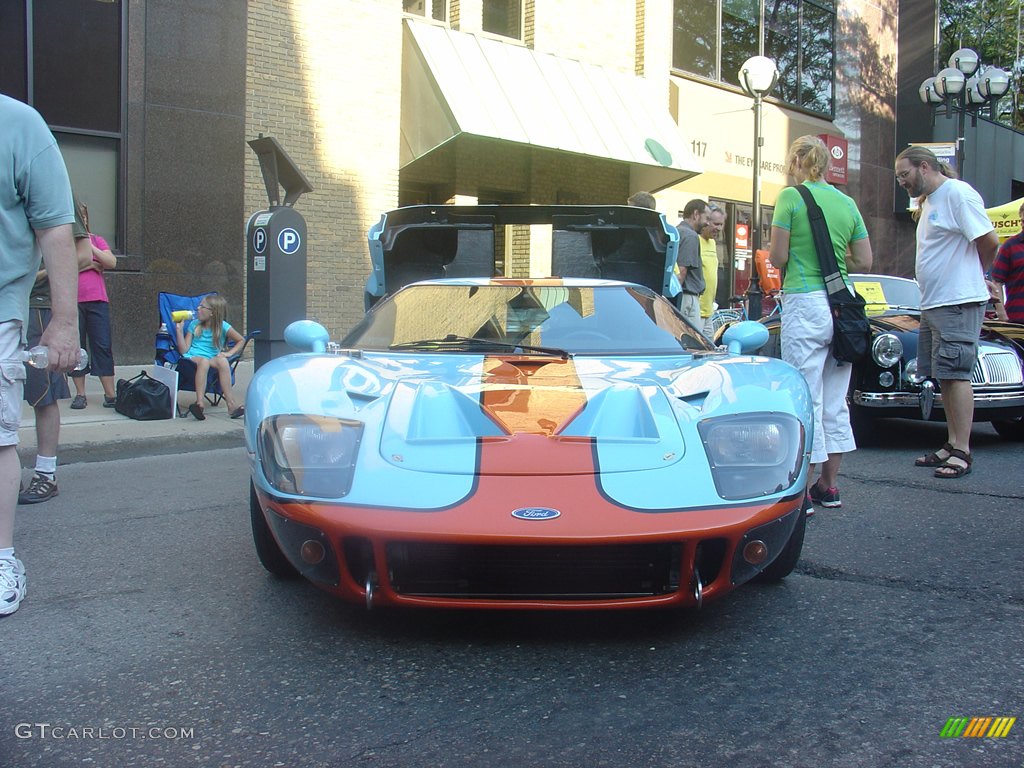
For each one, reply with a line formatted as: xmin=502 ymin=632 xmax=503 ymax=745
xmin=770 ymin=135 xmax=873 ymax=510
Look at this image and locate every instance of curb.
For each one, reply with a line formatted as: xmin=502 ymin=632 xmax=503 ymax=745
xmin=55 ymin=431 xmax=247 ymax=466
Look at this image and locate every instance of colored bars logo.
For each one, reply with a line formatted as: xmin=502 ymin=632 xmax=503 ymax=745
xmin=940 ymin=717 xmax=1016 ymax=738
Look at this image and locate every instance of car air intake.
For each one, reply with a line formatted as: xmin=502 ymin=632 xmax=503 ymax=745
xmin=386 ymin=542 xmax=681 ymax=600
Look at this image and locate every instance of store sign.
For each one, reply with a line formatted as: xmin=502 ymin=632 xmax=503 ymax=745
xmin=819 ymin=134 xmax=848 ymax=185
xmin=734 ymin=223 xmax=749 ymax=250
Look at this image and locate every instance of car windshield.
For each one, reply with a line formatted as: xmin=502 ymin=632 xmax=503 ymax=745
xmin=342 ymin=284 xmax=712 ymax=355
xmin=850 ymin=274 xmax=920 ymax=314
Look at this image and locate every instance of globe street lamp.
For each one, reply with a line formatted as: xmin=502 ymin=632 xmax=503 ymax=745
xmin=738 ymin=55 xmax=778 ymax=321
xmin=918 ymin=47 xmax=1010 ymax=179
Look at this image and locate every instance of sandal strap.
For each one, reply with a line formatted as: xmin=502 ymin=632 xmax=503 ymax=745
xmin=915 ymin=442 xmax=955 ymax=466
xmin=946 ymin=448 xmax=972 ymax=464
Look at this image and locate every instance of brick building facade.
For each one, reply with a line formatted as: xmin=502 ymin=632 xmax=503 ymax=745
xmin=8 ymin=1 xmax=952 ymax=361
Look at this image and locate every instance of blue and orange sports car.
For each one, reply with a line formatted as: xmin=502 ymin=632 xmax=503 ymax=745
xmin=245 ymin=206 xmax=813 ymax=610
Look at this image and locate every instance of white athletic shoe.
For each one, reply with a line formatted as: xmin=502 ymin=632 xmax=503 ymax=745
xmin=0 ymin=556 xmax=27 ymax=616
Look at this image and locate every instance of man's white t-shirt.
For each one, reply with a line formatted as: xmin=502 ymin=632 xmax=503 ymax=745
xmin=916 ymin=178 xmax=993 ymax=310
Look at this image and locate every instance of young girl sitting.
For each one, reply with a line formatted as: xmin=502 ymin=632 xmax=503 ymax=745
xmin=174 ymin=295 xmax=246 ymax=420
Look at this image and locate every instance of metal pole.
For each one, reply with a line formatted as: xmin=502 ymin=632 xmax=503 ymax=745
xmin=747 ymin=92 xmax=764 ymax=321
xmin=955 ymin=95 xmax=966 ymax=180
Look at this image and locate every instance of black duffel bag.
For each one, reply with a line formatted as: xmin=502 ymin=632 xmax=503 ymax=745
xmin=114 ymin=372 xmax=173 ymax=420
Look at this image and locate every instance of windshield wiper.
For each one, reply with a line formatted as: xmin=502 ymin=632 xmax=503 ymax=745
xmin=390 ymin=334 xmax=568 ymax=358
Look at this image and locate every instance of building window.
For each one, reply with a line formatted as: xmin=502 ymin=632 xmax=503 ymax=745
xmin=53 ymin=133 xmax=119 ymax=248
xmin=672 ymin=0 xmax=835 ymax=116
xmin=403 ymin=0 xmax=448 ymax=22
xmin=0 ymin=0 xmax=28 ymax=101
xmin=721 ymin=0 xmax=760 ymax=90
xmin=2 ymin=0 xmax=123 ymax=247
xmin=672 ymin=0 xmax=717 ymax=78
xmin=483 ymin=0 xmax=522 ymax=40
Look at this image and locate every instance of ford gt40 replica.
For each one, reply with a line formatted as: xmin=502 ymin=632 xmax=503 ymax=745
xmin=246 ymin=206 xmax=813 ymax=611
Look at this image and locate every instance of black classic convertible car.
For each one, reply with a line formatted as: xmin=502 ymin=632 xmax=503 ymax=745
xmin=755 ymin=274 xmax=1024 ymax=441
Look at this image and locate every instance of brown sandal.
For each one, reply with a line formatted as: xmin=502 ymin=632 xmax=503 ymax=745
xmin=915 ymin=442 xmax=954 ymax=467
xmin=934 ymin=448 xmax=972 ymax=479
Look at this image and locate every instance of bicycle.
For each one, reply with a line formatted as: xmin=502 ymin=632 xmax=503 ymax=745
xmin=709 ymin=291 xmax=781 ymax=333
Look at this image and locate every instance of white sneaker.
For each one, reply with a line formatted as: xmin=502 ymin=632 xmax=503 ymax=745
xmin=0 ymin=556 xmax=26 ymax=615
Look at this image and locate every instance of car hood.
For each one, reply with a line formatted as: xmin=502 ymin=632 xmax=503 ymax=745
xmin=365 ymin=205 xmax=679 ymax=303
xmin=246 ymin=351 xmax=811 ymax=478
xmin=869 ymin=313 xmax=921 ymax=333
xmin=868 ymin=314 xmax=1024 ymax=355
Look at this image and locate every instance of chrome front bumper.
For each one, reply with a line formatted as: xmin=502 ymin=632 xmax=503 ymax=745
xmin=853 ymin=387 xmax=1024 ymax=414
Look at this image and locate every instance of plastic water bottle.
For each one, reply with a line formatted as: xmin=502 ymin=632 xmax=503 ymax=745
xmin=171 ymin=310 xmax=194 ymax=323
xmin=20 ymin=346 xmax=89 ymax=371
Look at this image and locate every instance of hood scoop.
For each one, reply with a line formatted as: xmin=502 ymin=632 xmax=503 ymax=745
xmin=559 ymin=383 xmax=659 ymax=441
xmin=392 ymin=380 xmax=504 ymax=443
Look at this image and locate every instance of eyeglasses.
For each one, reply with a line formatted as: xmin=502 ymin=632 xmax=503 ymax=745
xmin=895 ymin=168 xmax=915 ymax=182
xmin=198 ymin=304 xmax=211 ymax=311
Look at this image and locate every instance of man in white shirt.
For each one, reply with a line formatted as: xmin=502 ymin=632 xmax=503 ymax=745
xmin=894 ymin=145 xmax=999 ymax=479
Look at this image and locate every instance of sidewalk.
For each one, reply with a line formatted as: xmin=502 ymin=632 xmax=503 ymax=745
xmin=17 ymin=360 xmax=253 ymax=464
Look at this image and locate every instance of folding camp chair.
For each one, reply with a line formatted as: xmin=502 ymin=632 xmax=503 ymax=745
xmin=155 ymin=291 xmax=259 ymax=409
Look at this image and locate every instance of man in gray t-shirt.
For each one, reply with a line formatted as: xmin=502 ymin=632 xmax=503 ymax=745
xmin=0 ymin=94 xmax=81 ymax=615
xmin=675 ymin=199 xmax=710 ymax=329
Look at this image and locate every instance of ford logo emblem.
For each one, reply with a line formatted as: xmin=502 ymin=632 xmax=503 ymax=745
xmin=511 ymin=507 xmax=561 ymax=521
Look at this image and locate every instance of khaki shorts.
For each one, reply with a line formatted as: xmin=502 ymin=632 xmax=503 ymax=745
xmin=0 ymin=321 xmax=26 ymax=447
xmin=918 ymin=302 xmax=984 ymax=381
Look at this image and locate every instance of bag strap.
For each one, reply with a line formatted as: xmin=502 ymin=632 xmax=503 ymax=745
xmin=794 ymin=184 xmax=850 ymax=299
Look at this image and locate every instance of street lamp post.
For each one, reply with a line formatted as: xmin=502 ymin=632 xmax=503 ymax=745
xmin=918 ymin=47 xmax=1010 ymax=180
xmin=738 ymin=55 xmax=779 ymax=321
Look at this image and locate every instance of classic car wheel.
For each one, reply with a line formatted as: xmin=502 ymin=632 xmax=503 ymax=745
xmin=754 ymin=501 xmax=807 ymax=583
xmin=250 ymin=481 xmax=299 ymax=578
xmin=992 ymin=417 xmax=1024 ymax=441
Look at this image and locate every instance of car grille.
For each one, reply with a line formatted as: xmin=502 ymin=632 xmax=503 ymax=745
xmin=385 ymin=542 xmax=682 ymax=600
xmin=973 ymin=351 xmax=1024 ymax=387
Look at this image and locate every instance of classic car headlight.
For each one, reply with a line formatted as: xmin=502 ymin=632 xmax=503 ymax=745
xmin=904 ymin=358 xmax=925 ymax=385
xmin=698 ymin=414 xmax=805 ymax=500
xmin=871 ymin=333 xmax=903 ymax=368
xmin=259 ymin=415 xmax=364 ymax=497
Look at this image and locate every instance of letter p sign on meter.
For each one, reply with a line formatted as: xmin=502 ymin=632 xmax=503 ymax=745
xmin=278 ymin=228 xmax=301 ymax=254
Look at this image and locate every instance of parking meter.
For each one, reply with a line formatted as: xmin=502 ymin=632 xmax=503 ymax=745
xmin=246 ymin=136 xmax=313 ymax=370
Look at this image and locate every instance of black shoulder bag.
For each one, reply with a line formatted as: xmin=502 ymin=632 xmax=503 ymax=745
xmin=794 ymin=185 xmax=871 ymax=364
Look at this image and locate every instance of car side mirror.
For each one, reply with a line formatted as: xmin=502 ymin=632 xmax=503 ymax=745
xmin=721 ymin=320 xmax=769 ymax=355
xmin=284 ymin=320 xmax=330 ymax=353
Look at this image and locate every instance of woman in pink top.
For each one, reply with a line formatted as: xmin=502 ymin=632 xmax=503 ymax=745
xmin=69 ymin=202 xmax=118 ymax=409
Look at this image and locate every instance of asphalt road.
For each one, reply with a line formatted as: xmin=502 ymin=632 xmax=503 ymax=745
xmin=2 ymin=420 xmax=1023 ymax=768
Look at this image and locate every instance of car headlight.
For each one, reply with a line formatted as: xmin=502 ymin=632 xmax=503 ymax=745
xmin=871 ymin=333 xmax=903 ymax=368
xmin=904 ymin=358 xmax=925 ymax=385
xmin=698 ymin=413 xmax=805 ymax=500
xmin=259 ymin=415 xmax=364 ymax=497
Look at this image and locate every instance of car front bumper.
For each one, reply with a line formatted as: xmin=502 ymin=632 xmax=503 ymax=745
xmin=853 ymin=385 xmax=1024 ymax=419
xmin=252 ymin=485 xmax=805 ymax=611
xmin=851 ymin=391 xmax=1024 ymax=415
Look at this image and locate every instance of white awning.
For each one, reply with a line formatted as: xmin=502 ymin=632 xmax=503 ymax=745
xmin=401 ymin=21 xmax=703 ymax=193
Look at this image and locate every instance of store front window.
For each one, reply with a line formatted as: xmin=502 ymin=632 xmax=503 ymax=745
xmin=710 ymin=199 xmax=777 ymax=314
